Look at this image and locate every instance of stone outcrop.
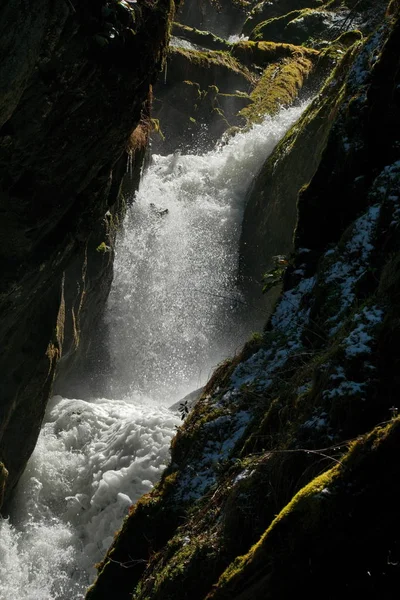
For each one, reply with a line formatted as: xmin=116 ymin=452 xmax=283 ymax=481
xmin=242 ymin=0 xmax=324 ymax=35
xmin=0 ymin=0 xmax=177 ymax=503
xmin=176 ymin=0 xmax=256 ymax=38
xmin=245 ymin=0 xmax=389 ymax=42
xmin=86 ymin=2 xmax=400 ymax=599
xmin=152 ymin=45 xmax=254 ymax=154
xmin=238 ymin=38 xmax=356 ymax=308
xmin=152 ymin=40 xmax=327 ymax=154
xmin=152 ymin=0 xmax=368 ymax=155
xmin=248 ymin=7 xmax=351 ymax=45
xmin=171 ymin=22 xmax=233 ymax=52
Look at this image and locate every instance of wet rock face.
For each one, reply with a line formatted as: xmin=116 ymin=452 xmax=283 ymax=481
xmin=152 ymin=46 xmax=253 ymax=154
xmin=176 ymin=0 xmax=256 ymax=38
xmin=0 ymin=0 xmax=176 ymax=503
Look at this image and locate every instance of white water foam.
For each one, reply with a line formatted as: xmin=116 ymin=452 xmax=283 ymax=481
xmin=0 ymin=102 xmax=308 ymax=599
xmin=106 ymin=103 xmax=308 ymax=403
xmin=0 ymin=395 xmax=178 ymax=599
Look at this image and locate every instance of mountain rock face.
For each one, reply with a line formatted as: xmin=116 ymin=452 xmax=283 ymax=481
xmin=0 ymin=0 xmax=177 ymax=503
xmin=87 ymin=1 xmax=400 ymax=599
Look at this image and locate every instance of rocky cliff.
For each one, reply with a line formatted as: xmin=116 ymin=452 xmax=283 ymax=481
xmin=87 ymin=1 xmax=400 ymax=598
xmin=0 ymin=0 xmax=177 ymax=503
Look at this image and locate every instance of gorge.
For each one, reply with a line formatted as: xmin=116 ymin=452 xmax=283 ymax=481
xmin=1 ymin=0 xmax=400 ymax=599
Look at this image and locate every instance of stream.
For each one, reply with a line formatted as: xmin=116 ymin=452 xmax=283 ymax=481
xmin=0 ymin=103 xmax=306 ymax=599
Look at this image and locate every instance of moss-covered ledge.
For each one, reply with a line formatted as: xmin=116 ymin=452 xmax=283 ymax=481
xmin=239 ymin=38 xmax=360 ymax=303
xmin=166 ymin=46 xmax=255 ymax=93
xmin=171 ymin=22 xmax=232 ymax=51
xmin=242 ymin=0 xmax=324 ymax=36
xmin=207 ymin=419 xmax=400 ymax=600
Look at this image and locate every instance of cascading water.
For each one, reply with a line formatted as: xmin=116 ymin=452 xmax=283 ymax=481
xmin=0 ymin=102 xmax=307 ymax=600
xmin=105 ymin=104 xmax=307 ymax=403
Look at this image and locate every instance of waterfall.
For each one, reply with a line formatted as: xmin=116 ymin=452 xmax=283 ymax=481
xmin=0 ymin=102 xmax=307 ymax=599
xmin=105 ymin=103 xmax=307 ymax=403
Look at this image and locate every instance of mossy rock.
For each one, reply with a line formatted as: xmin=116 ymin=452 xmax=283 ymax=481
xmin=249 ymin=8 xmax=348 ymax=46
xmin=152 ymin=78 xmax=248 ymax=154
xmin=242 ymin=0 xmax=325 ymax=35
xmin=208 ymin=420 xmax=400 ymax=600
xmin=239 ymin=41 xmax=358 ymax=307
xmin=231 ymin=39 xmax=318 ymax=68
xmin=172 ymin=22 xmax=232 ymax=51
xmin=166 ymin=47 xmax=254 ymax=94
xmin=152 ymin=46 xmax=254 ymax=153
xmin=239 ymin=51 xmax=315 ymax=123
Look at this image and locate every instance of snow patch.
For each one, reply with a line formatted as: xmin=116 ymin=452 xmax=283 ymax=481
xmin=343 ymin=306 xmax=384 ymax=358
xmin=176 ymin=411 xmax=251 ymax=502
xmin=324 ymin=204 xmax=381 ymax=334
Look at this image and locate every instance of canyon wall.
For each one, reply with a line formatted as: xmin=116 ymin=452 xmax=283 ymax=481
xmin=0 ymin=0 xmax=178 ymax=502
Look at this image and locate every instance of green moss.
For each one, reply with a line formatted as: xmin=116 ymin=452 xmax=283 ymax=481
xmin=240 ymin=53 xmax=314 ymax=123
xmin=216 ymin=465 xmax=337 ymax=587
xmin=140 ymin=535 xmax=221 ymax=600
xmin=331 ymin=28 xmax=364 ymax=47
xmin=250 ymin=9 xmax=308 ymax=41
xmin=171 ymin=22 xmax=231 ymax=52
xmin=249 ymin=6 xmax=352 ymax=48
xmin=231 ymin=39 xmax=318 ymax=68
xmin=208 ymin=419 xmax=400 ymax=600
xmin=169 ymin=47 xmax=253 ymax=82
xmin=96 ymin=241 xmax=111 ymax=253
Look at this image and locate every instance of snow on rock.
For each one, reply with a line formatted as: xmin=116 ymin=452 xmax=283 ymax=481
xmin=174 ymin=274 xmax=320 ymax=503
xmin=176 ymin=410 xmax=252 ymax=502
xmin=321 ymin=160 xmax=399 ymax=337
xmin=373 ymin=160 xmax=400 ymax=227
xmin=347 ymin=26 xmax=388 ymax=101
xmin=323 ymin=204 xmax=381 ymax=335
xmin=230 ymin=277 xmax=316 ymax=391
xmin=301 ymin=412 xmax=329 ymax=431
xmin=323 ymin=376 xmax=366 ymax=400
xmin=343 ymin=305 xmax=384 ymax=358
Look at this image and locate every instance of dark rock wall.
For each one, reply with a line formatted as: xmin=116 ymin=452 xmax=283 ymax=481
xmin=0 ymin=0 xmax=177 ymax=503
xmin=239 ymin=42 xmax=358 ymax=310
xmin=177 ymin=0 xmax=255 ymax=38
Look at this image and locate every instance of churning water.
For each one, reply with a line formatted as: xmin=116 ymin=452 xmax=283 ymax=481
xmin=0 ymin=103 xmax=307 ymax=599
